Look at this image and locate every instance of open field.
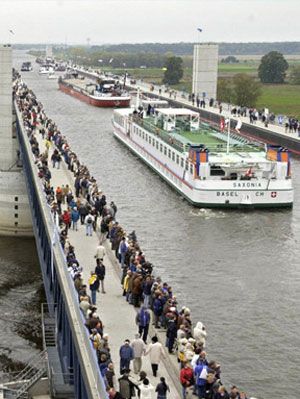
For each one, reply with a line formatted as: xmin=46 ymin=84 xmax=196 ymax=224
xmin=256 ymin=84 xmax=300 ymax=118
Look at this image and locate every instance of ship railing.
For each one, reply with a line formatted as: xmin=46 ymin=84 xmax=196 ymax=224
xmin=132 ymin=116 xmax=262 ymax=154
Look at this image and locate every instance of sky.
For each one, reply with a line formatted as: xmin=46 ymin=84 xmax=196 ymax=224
xmin=1 ymin=0 xmax=300 ymax=45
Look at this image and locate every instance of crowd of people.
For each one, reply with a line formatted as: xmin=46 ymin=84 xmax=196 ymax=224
xmin=13 ymin=69 xmax=254 ymax=399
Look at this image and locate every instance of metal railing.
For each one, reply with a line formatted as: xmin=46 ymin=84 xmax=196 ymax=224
xmin=15 ymin=102 xmax=107 ymax=399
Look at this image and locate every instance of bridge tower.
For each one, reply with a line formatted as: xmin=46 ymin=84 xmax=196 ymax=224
xmin=192 ymin=44 xmax=219 ymax=101
xmin=0 ymin=44 xmax=32 ymax=236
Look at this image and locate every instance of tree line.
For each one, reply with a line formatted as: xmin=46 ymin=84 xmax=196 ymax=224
xmin=69 ymin=41 xmax=300 ymax=56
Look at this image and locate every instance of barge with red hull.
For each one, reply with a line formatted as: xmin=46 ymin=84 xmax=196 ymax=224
xmin=58 ymin=75 xmax=130 ymax=108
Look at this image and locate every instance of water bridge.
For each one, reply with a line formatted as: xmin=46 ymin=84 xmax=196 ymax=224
xmin=0 ymin=105 xmax=107 ymax=399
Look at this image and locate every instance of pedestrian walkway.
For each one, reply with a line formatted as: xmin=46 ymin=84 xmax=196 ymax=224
xmin=126 ymin=79 xmax=300 ymax=142
xmin=35 ymin=135 xmax=182 ymax=399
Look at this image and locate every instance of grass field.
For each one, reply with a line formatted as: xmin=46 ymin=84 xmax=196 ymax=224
xmin=256 ymin=84 xmax=300 ymax=118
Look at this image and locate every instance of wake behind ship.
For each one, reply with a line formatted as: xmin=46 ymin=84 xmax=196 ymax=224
xmin=113 ymin=106 xmax=293 ymax=208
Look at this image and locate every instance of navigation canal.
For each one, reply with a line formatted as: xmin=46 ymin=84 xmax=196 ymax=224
xmin=12 ymin=52 xmax=300 ymax=398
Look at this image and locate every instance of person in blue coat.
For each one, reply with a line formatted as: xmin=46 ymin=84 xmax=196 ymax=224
xmin=194 ymin=363 xmax=208 ymax=399
xmin=119 ymin=339 xmax=134 ymax=374
xmin=71 ymin=207 xmax=80 ymax=231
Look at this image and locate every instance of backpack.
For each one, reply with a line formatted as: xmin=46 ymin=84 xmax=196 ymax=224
xmin=87 ymin=216 xmax=92 ymax=224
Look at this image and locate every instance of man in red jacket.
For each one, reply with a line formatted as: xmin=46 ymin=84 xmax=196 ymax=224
xmin=180 ymin=361 xmax=194 ymax=399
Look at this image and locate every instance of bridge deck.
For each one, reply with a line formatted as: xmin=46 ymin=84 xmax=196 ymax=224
xmin=35 ymin=135 xmax=182 ymax=397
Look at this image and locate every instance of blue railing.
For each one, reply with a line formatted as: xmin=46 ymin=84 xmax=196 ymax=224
xmin=15 ymin=104 xmax=107 ymax=399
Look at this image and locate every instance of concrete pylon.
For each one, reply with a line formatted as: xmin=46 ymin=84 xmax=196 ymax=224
xmin=0 ymin=45 xmax=32 ymax=236
xmin=192 ymin=44 xmax=219 ymax=101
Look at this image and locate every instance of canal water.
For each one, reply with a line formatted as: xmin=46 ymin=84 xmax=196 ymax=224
xmin=0 ymin=237 xmax=42 ymax=378
xmin=11 ymin=52 xmax=300 ymax=398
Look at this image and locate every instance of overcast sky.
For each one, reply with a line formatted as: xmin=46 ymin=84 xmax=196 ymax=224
xmin=1 ymin=0 xmax=300 ymax=45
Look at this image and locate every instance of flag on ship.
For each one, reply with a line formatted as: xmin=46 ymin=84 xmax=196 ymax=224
xmin=197 ymin=28 xmax=202 ymax=32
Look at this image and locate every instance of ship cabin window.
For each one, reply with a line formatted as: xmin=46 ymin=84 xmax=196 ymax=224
xmin=160 ymin=143 xmax=163 ymax=152
xmin=153 ymin=139 xmax=156 ymax=147
xmin=142 ymin=131 xmax=145 ymax=139
xmin=190 ymin=164 xmax=194 ymax=174
xmin=145 ymin=133 xmax=148 ymax=141
xmin=172 ymin=152 xmax=175 ymax=161
xmin=149 ymin=137 xmax=152 ymax=145
xmin=185 ymin=161 xmax=189 ymax=171
xmin=164 ymin=146 xmax=167 ymax=155
xmin=176 ymin=154 xmax=180 ymax=164
xmin=181 ymin=158 xmax=184 ymax=167
xmin=168 ymin=149 xmax=171 ymax=158
xmin=156 ymin=141 xmax=159 ymax=149
xmin=210 ymin=165 xmax=225 ymax=176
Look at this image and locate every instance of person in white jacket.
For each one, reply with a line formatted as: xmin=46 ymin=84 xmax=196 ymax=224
xmin=139 ymin=378 xmax=155 ymax=399
xmin=145 ymin=336 xmax=166 ymax=377
xmin=193 ymin=321 xmax=207 ymax=348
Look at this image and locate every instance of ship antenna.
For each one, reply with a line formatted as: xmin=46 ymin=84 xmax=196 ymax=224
xmin=136 ymin=87 xmax=140 ymax=109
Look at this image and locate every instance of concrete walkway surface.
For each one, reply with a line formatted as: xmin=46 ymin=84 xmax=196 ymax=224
xmin=33 ymin=132 xmax=183 ymax=399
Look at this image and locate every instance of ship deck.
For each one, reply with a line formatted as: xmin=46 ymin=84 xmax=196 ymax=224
xmin=61 ymin=77 xmax=94 ymax=93
xmin=134 ymin=115 xmax=262 ymax=153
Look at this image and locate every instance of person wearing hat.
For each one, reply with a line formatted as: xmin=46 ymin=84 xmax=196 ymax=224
xmin=131 ymin=333 xmax=146 ymax=374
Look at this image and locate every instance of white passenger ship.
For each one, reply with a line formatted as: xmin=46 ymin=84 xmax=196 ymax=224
xmin=112 ymin=107 xmax=293 ymax=208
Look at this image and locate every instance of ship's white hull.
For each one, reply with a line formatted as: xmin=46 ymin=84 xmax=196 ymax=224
xmin=113 ymin=122 xmax=293 ymax=208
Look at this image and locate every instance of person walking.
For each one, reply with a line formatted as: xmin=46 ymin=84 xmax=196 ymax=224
xmin=85 ymin=212 xmax=94 ymax=236
xmin=155 ymin=377 xmax=170 ymax=399
xmin=118 ymin=369 xmax=139 ymax=399
xmin=131 ymin=333 xmax=146 ymax=374
xmin=140 ymin=378 xmax=155 ymax=399
xmin=88 ymin=271 xmax=100 ymax=305
xmin=145 ymin=336 xmax=166 ymax=377
xmin=95 ymin=258 xmax=106 ymax=294
xmin=136 ymin=306 xmax=151 ymax=344
xmin=95 ymin=243 xmax=106 ymax=261
xmin=119 ymin=340 xmax=134 ymax=374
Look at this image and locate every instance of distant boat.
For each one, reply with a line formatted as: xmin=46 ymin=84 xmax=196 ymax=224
xmin=58 ymin=73 xmax=131 ymax=108
xmin=39 ymin=65 xmax=54 ymax=75
xmin=21 ymin=62 xmax=32 ymax=72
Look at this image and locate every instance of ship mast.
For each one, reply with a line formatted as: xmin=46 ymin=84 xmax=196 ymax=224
xmin=226 ymin=117 xmax=230 ymax=155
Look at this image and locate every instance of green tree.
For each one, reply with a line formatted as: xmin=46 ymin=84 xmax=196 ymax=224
xmin=289 ymin=65 xmax=300 ymax=85
xmin=162 ymin=56 xmax=183 ymax=85
xmin=232 ymin=74 xmax=262 ymax=107
xmin=258 ymin=51 xmax=289 ymax=83
xmin=217 ymin=78 xmax=234 ymax=103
